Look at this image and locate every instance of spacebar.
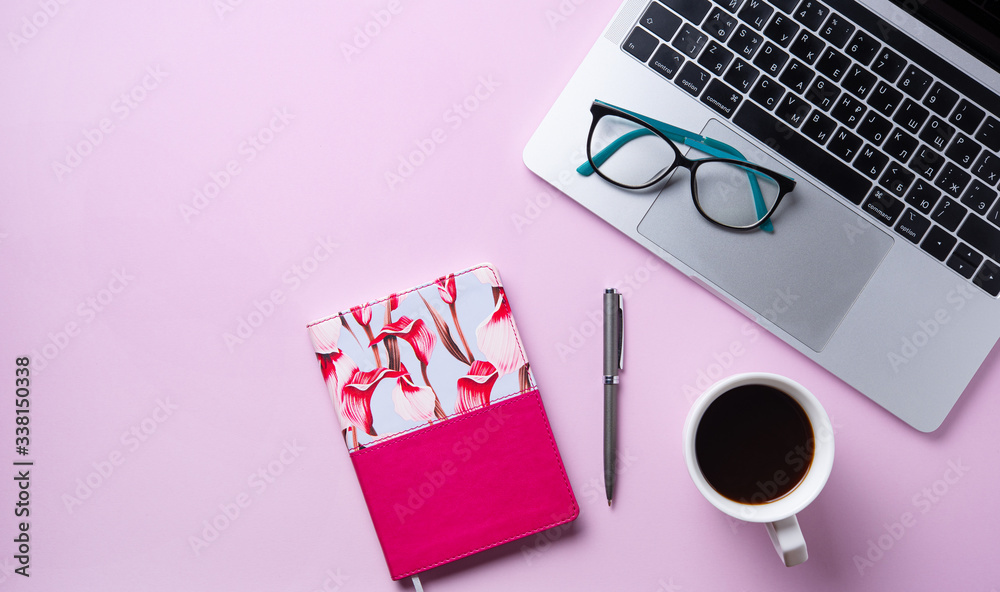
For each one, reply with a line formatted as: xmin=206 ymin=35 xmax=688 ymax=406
xmin=733 ymin=102 xmax=872 ymax=204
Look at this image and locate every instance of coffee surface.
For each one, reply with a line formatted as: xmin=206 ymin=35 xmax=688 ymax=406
xmin=695 ymin=385 xmax=813 ymax=504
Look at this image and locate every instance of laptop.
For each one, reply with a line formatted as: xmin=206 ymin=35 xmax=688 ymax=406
xmin=524 ymin=0 xmax=1000 ymax=431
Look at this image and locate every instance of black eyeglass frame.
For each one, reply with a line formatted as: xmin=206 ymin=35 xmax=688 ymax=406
xmin=584 ymin=101 xmax=798 ymax=231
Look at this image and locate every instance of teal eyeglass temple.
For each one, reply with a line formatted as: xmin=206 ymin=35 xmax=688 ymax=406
xmin=577 ymin=100 xmax=778 ymax=233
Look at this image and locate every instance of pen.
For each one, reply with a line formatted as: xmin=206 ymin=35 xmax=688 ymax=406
xmin=604 ymin=288 xmax=623 ymax=507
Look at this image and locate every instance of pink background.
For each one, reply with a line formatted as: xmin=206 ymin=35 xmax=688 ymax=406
xmin=1 ymin=1 xmax=998 ymax=590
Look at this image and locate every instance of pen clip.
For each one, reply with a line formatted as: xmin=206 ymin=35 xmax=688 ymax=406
xmin=616 ymin=294 xmax=624 ymax=371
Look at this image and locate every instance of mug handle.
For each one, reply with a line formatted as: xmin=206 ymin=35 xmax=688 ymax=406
xmin=765 ymin=515 xmax=808 ymax=567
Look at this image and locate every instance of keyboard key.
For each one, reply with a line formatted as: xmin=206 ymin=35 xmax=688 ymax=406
xmin=946 ymin=251 xmax=979 ymax=279
xmin=778 ymin=58 xmax=813 ymax=94
xmin=936 ymin=162 xmax=972 ymax=197
xmin=700 ymin=78 xmax=744 ymax=117
xmin=676 ymin=61 xmax=711 ymax=96
xmin=793 ymin=0 xmax=829 ymax=30
xmin=862 ymin=186 xmax=904 ymax=225
xmin=753 ymin=42 xmax=789 ymax=76
xmin=698 ymin=41 xmax=735 ymax=75
xmin=918 ymin=116 xmax=955 ymax=151
xmin=818 ymin=13 xmax=854 ymax=47
xmin=713 ymin=0 xmax=745 ymax=13
xmin=831 ymin=94 xmax=865 ymax=128
xmin=897 ymin=65 xmax=932 ymax=99
xmin=828 ymin=126 xmax=862 ymax=160
xmin=949 ymin=99 xmax=985 ymax=135
xmin=738 ymin=0 xmax=773 ymax=29
xmin=856 ymin=112 xmax=892 ymax=145
xmin=905 ymin=179 xmax=941 ymax=214
xmin=867 ymin=81 xmax=904 ymax=117
xmin=661 ymin=0 xmax=712 ymax=25
xmin=704 ymin=7 xmax=738 ymax=41
xmin=673 ymin=24 xmax=709 ymax=58
xmin=972 ymin=260 xmax=1000 ymax=296
xmin=910 ymin=144 xmax=943 ymax=180
xmin=854 ymin=144 xmax=889 ymax=179
xmin=844 ymin=30 xmax=880 ymax=65
xmin=945 ymin=133 xmax=981 ymax=169
xmin=805 ymin=76 xmax=839 ymax=111
xmin=958 ymin=214 xmax=1000 ymax=262
xmin=641 ymin=2 xmax=683 ymax=41
xmin=842 ymin=64 xmax=877 ymax=99
xmin=892 ymin=99 xmax=928 ymax=134
xmin=789 ymin=29 xmax=825 ymax=64
xmin=723 ymin=58 xmax=759 ymax=92
xmin=871 ymin=48 xmax=906 ymax=83
xmin=921 ymin=225 xmax=957 ymax=261
xmin=770 ymin=0 xmax=800 ymax=13
xmin=763 ymin=13 xmax=799 ymax=47
xmin=802 ymin=110 xmax=837 ymax=145
xmin=932 ymin=197 xmax=967 ymax=231
xmin=651 ymin=44 xmax=687 ymax=79
xmin=816 ymin=47 xmax=850 ymax=81
xmin=624 ymin=27 xmax=659 ymax=62
xmin=775 ymin=92 xmax=810 ymax=127
xmin=733 ymin=101 xmax=872 ymax=201
xmin=952 ymin=243 xmax=983 ymax=267
xmin=960 ymin=179 xmax=998 ymax=215
xmin=895 ymin=208 xmax=931 ymax=243
xmin=880 ymin=161 xmax=915 ymax=196
xmin=923 ymin=82 xmax=959 ymax=118
xmin=749 ymin=75 xmax=785 ymax=109
xmin=728 ymin=24 xmax=763 ymax=58
xmin=975 ymin=116 xmax=1000 ymax=152
xmin=989 ymin=203 xmax=1000 ymax=227
xmin=883 ymin=128 xmax=918 ymax=162
xmin=972 ymin=152 xmax=1000 ymax=186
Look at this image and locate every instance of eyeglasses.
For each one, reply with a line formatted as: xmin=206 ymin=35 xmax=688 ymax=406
xmin=577 ymin=100 xmax=796 ymax=232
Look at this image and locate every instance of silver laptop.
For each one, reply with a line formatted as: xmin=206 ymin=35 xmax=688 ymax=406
xmin=524 ymin=0 xmax=1000 ymax=431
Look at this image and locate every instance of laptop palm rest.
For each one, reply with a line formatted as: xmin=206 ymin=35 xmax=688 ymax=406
xmin=637 ymin=120 xmax=893 ymax=352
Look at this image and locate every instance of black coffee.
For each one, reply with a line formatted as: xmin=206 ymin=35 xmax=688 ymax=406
xmin=695 ymin=385 xmax=814 ymax=504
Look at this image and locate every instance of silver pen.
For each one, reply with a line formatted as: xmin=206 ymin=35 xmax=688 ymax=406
xmin=604 ymin=288 xmax=623 ymax=506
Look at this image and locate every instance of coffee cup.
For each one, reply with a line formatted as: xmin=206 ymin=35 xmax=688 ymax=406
xmin=682 ymin=373 xmax=835 ymax=567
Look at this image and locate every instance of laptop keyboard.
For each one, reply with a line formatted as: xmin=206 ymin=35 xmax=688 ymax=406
xmin=621 ymin=0 xmax=1000 ymax=296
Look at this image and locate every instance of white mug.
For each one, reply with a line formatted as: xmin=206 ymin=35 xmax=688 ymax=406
xmin=682 ymin=373 xmax=835 ymax=567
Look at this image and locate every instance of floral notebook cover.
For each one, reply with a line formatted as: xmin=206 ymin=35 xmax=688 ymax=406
xmin=307 ymin=263 xmax=578 ymax=580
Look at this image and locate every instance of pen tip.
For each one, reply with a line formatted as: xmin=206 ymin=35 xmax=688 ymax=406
xmin=607 ymin=499 xmax=612 ymax=507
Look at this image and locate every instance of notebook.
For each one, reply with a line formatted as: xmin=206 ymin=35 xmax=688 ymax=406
xmin=524 ymin=0 xmax=1000 ymax=431
xmin=306 ymin=263 xmax=578 ymax=580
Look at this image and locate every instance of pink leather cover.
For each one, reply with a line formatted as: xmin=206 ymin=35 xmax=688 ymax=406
xmin=350 ymin=388 xmax=578 ymax=580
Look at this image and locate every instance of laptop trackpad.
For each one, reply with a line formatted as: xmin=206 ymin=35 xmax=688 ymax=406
xmin=637 ymin=119 xmax=893 ymax=352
